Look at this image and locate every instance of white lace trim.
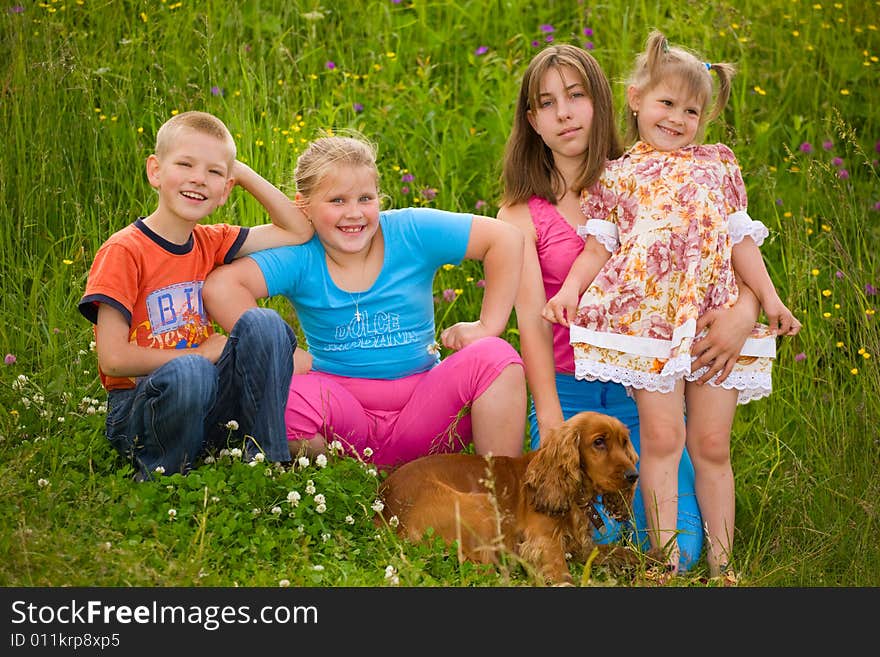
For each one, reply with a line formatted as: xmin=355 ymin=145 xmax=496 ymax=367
xmin=728 ymin=210 xmax=769 ymax=246
xmin=577 ymin=219 xmax=619 ymax=253
xmin=574 ymin=360 xmax=771 ymax=406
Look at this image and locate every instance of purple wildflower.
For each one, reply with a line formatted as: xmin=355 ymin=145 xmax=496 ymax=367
xmin=401 ymin=186 xmax=410 ymax=195
xmin=475 ymin=46 xmax=488 ymax=56
xmin=775 ymin=198 xmax=784 ymax=206
xmin=545 ymin=35 xmax=554 ymax=43
xmin=210 ymin=85 xmax=223 ymax=96
xmin=836 ymin=271 xmax=844 ymax=279
xmin=4 ymin=353 xmax=15 ymax=365
xmin=540 ymin=24 xmax=555 ymax=33
xmin=475 ymin=279 xmax=486 ymax=288
xmin=421 ymin=187 xmax=437 ymax=201
xmin=873 ymin=201 xmax=880 ymax=212
xmin=325 ymin=61 xmax=336 ymax=70
xmin=583 ymin=27 xmax=593 ymax=37
xmin=474 ymin=200 xmax=487 ymax=210
xmin=799 ymin=142 xmax=813 ymax=153
xmin=584 ymin=42 xmax=594 ymax=50
xmin=794 ymin=352 xmax=806 ymax=362
xmin=353 ymin=102 xmax=364 ymax=113
xmin=9 ymin=5 xmax=24 ymax=13
xmin=401 ymin=173 xmax=414 ymax=183
xmin=443 ymin=288 xmax=457 ymax=302
xmin=831 ymin=156 xmax=844 ymax=167
xmin=838 ymin=169 xmax=849 ymax=180
xmin=822 ymin=140 xmax=834 ymax=150
xmin=866 ymin=283 xmax=877 ymax=296
xmin=875 ymin=140 xmax=880 ymax=153
xmin=531 ymin=40 xmax=540 ymax=48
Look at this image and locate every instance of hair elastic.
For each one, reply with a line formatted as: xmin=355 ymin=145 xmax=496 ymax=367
xmin=704 ymin=62 xmax=712 ymax=71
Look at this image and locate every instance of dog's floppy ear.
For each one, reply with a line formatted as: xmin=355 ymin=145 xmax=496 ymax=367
xmin=525 ymin=419 xmax=583 ymax=514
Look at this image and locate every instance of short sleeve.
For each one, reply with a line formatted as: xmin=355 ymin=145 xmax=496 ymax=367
xmin=577 ymin=219 xmax=619 ymax=252
xmin=716 ymin=145 xmax=769 ymax=246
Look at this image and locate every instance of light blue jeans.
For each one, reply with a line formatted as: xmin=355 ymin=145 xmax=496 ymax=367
xmin=106 ymin=308 xmax=296 ymax=479
xmin=528 ymin=373 xmax=704 ymax=571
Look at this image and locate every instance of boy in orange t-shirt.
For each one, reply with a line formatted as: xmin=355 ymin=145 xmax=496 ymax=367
xmin=79 ymin=111 xmax=312 ymax=480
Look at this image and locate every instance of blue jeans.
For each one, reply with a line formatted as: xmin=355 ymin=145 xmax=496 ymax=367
xmin=105 ymin=308 xmax=296 ymax=479
xmin=528 ymin=373 xmax=704 ymax=571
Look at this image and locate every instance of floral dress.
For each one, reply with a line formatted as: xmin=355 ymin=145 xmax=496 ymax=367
xmin=570 ymin=141 xmax=775 ymax=404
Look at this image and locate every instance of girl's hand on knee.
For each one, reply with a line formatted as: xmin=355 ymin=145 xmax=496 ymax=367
xmin=440 ymin=321 xmax=490 ymax=351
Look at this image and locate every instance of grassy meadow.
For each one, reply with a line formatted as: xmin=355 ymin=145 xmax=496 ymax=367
xmin=1 ymin=0 xmax=878 ymax=587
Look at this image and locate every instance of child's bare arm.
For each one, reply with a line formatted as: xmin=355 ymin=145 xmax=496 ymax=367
xmin=732 ymin=237 xmax=801 ymax=335
xmin=95 ymin=304 xmax=226 ymax=378
xmin=232 ymin=160 xmax=314 ymax=256
xmin=542 ymin=237 xmax=610 ymax=327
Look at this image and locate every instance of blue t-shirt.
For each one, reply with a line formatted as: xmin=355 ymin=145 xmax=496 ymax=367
xmin=250 ymin=207 xmax=472 ymax=379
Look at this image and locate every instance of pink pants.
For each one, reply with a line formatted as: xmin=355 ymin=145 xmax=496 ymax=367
xmin=285 ymin=336 xmax=523 ymax=468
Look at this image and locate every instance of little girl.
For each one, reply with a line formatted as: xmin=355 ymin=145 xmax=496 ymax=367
xmin=543 ymin=31 xmax=801 ymax=581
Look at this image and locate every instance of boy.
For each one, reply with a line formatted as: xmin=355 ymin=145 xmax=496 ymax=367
xmin=78 ymin=110 xmax=312 ymax=480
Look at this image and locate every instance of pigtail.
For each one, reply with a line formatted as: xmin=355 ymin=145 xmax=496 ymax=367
xmin=705 ymin=62 xmax=736 ymax=123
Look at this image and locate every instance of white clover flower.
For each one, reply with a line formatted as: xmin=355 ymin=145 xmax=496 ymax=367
xmin=426 ymin=341 xmax=440 ymax=355
xmin=385 ymin=565 xmax=396 ymax=579
xmin=21 ymin=397 xmax=31 ymax=408
xmin=315 ymin=453 xmax=328 ymax=468
xmin=321 ymin=532 xmax=330 ymax=542
xmin=389 ymin=515 xmax=399 ymax=528
xmin=154 ymin=466 xmax=166 ymax=474
xmin=371 ymin=499 xmax=385 ymax=513
xmin=298 ymin=455 xmax=310 ymax=468
xmin=86 ymin=406 xmax=96 ymax=415
xmin=229 ymin=448 xmax=243 ymax=459
xmin=287 ymin=490 xmax=301 ymax=506
xmin=56 ymin=416 xmax=65 ymax=423
xmin=101 ymin=541 xmax=112 ymax=551
xmin=219 ymin=448 xmax=230 ymax=458
xmin=248 ymin=460 xmax=259 ymax=467
xmin=316 ymin=503 xmax=327 ymax=514
xmin=211 ymin=496 xmax=220 ymax=503
xmin=345 ymin=515 xmax=355 ymax=525
xmin=203 ymin=455 xmax=216 ymax=464
xmin=251 ymin=508 xmax=261 ymax=516
xmin=314 ymin=493 xmax=326 ymax=506
xmin=252 ymin=452 xmax=265 ymax=463
xmin=389 ymin=575 xmax=400 ymax=586
xmin=305 ymin=480 xmax=316 ymax=495
xmin=367 ymin=467 xmax=377 ymax=477
xmin=167 ymin=509 xmax=177 ymax=520
xmin=313 ymin=564 xmax=324 ymax=571
xmin=225 ymin=420 xmax=239 ymax=431
xmin=329 ymin=440 xmax=344 ymax=454
xmin=89 ymin=340 xmax=96 ymax=351
xmin=362 ymin=447 xmax=373 ymax=458
xmin=271 ymin=506 xmax=282 ymax=515
xmin=37 ymin=478 xmax=49 ymax=488
xmin=279 ymin=579 xmax=290 ymax=587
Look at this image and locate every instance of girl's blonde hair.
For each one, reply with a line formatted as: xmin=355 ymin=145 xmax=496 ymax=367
xmin=294 ymin=132 xmax=380 ymax=202
xmin=624 ymin=30 xmax=735 ymax=144
xmin=501 ymin=45 xmax=622 ymax=206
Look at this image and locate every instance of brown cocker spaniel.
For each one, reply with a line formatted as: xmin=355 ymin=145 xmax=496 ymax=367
xmin=377 ymin=411 xmax=640 ymax=585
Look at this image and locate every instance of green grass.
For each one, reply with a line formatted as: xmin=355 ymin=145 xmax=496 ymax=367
xmin=1 ymin=0 xmax=878 ymax=587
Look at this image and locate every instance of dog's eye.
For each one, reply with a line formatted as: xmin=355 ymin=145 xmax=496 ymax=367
xmin=592 ymin=436 xmax=606 ymax=449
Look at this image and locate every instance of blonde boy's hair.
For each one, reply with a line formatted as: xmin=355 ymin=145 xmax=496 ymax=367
xmin=154 ymin=111 xmax=237 ymax=166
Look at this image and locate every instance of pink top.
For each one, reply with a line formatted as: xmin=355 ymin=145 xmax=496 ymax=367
xmin=528 ymin=195 xmax=586 ymax=375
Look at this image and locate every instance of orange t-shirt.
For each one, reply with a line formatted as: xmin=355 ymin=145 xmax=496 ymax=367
xmin=79 ymin=218 xmax=247 ymax=391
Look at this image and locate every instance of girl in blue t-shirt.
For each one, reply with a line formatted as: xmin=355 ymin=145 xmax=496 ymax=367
xmin=204 ymin=134 xmax=526 ymax=468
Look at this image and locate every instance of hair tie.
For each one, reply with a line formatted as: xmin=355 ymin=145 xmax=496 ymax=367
xmin=661 ymin=38 xmax=670 ymax=54
xmin=704 ymin=62 xmax=712 ymax=71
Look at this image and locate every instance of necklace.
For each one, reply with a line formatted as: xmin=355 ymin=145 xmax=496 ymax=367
xmin=349 ymin=291 xmax=364 ymax=322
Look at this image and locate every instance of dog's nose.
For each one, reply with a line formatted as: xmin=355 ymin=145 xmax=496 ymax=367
xmin=625 ymin=469 xmax=639 ymax=484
